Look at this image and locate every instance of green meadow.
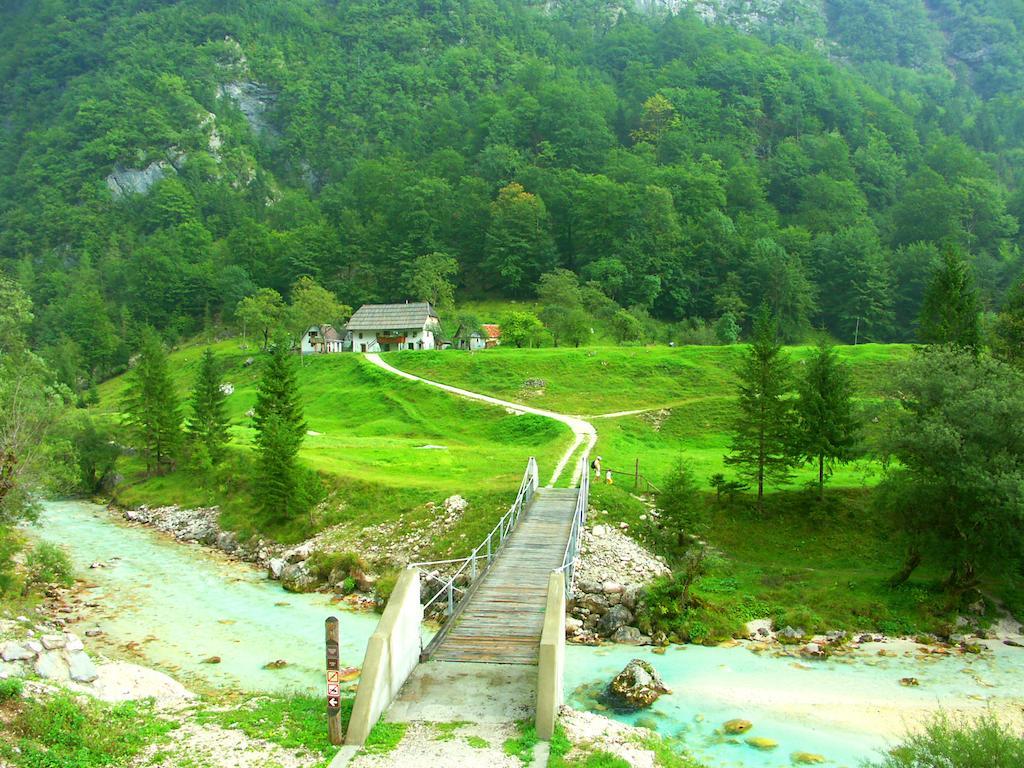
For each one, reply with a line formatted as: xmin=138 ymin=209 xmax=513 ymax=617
xmin=391 ymin=344 xmax=912 ymax=491
xmin=96 ymin=340 xmax=569 ymax=550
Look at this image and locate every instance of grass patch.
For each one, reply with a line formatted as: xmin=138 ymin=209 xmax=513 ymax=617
xmin=196 ymin=693 xmax=348 ymax=758
xmin=466 ymin=735 xmax=489 ymax=749
xmin=548 ymin=722 xmax=703 ymax=768
xmin=503 ymin=719 xmax=540 ymax=764
xmin=360 ymin=721 xmax=406 ymax=755
xmin=432 ymin=721 xmax=469 ymax=741
xmin=629 ymin=488 xmax=1003 ymax=638
xmin=0 ymin=693 xmax=175 ymax=768
xmin=0 ymin=678 xmax=23 ymax=701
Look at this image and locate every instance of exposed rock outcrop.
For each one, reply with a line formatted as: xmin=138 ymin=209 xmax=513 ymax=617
xmin=599 ymin=658 xmax=671 ymax=712
xmin=106 ymin=161 xmax=171 ymax=198
xmin=568 ymin=517 xmax=668 ymax=645
xmin=216 ymin=81 xmax=276 ymax=135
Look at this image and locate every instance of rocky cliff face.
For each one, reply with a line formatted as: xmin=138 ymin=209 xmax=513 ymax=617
xmin=542 ymin=0 xmax=828 ymax=45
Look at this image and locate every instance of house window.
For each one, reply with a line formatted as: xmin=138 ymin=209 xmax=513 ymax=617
xmin=358 ymin=333 xmax=363 ymax=339
xmin=408 ymin=342 xmax=414 ymax=350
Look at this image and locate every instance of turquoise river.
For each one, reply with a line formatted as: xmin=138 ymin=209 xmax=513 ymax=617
xmin=31 ymin=500 xmax=1024 ymax=768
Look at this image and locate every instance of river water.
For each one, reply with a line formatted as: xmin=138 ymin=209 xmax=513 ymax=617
xmin=32 ymin=501 xmax=1024 ymax=768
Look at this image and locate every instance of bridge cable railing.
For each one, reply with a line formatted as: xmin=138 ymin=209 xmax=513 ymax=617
xmin=553 ymin=452 xmax=590 ymax=600
xmin=406 ymin=456 xmax=539 ymax=660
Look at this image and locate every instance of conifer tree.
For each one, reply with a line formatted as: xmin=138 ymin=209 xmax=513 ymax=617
xmin=252 ymin=338 xmax=306 ymax=522
xmin=918 ymin=248 xmax=980 ymax=349
xmin=795 ymin=340 xmax=859 ymax=500
xmin=122 ymin=328 xmax=181 ymax=474
xmin=993 ymin=278 xmax=1024 ymax=366
xmin=724 ymin=305 xmax=794 ymax=507
xmin=186 ymin=348 xmax=230 ymax=465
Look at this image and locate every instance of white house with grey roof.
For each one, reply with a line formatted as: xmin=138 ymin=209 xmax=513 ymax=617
xmin=344 ymin=302 xmax=442 ymax=352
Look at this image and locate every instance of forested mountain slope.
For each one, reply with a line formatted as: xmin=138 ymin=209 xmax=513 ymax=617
xmin=1 ymin=0 xmax=1021 ymax=389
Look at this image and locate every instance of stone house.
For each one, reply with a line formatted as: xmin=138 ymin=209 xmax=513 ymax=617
xmin=345 ymin=302 xmax=442 ymax=352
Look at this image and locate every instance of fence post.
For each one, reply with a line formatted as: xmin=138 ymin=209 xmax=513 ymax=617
xmin=634 ymin=458 xmax=640 ymax=489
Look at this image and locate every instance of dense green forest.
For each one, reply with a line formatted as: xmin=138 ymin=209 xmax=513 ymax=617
xmin=1 ymin=0 xmax=1023 ymax=392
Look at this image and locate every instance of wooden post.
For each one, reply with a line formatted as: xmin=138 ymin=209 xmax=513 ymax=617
xmin=634 ymin=458 xmax=640 ymax=490
xmin=325 ymin=617 xmax=343 ymax=745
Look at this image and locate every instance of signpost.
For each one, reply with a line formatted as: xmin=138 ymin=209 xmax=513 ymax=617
xmin=325 ymin=617 xmax=343 ymax=745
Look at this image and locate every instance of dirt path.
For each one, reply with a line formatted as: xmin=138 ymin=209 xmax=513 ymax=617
xmin=364 ymin=353 xmax=597 ymax=487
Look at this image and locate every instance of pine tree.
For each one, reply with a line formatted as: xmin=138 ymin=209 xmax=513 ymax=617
xmin=724 ymin=305 xmax=795 ymax=507
xmin=186 ymin=348 xmax=230 ymax=464
xmin=918 ymin=247 xmax=980 ymax=349
xmin=993 ymin=278 xmax=1024 ymax=366
xmin=795 ymin=340 xmax=859 ymax=500
xmin=122 ymin=328 xmax=181 ymax=474
xmin=252 ymin=339 xmax=306 ymax=523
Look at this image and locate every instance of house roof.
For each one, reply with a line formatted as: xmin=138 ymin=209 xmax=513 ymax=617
xmin=482 ymin=324 xmax=501 ymax=339
xmin=345 ymin=302 xmax=439 ymax=331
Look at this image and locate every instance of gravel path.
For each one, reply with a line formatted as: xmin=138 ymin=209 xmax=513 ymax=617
xmin=345 ymin=721 xmax=524 ymax=768
xmin=364 ymin=353 xmax=597 ymax=486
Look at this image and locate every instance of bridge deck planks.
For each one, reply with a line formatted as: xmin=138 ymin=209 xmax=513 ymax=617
xmin=432 ymin=488 xmax=579 ymax=665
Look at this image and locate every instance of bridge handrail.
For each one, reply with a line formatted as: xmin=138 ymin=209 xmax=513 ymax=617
xmin=407 ymin=456 xmax=539 ymax=658
xmin=553 ymin=452 xmax=590 ymax=599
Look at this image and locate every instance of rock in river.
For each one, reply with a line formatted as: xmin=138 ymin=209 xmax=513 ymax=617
xmin=599 ymin=658 xmax=671 ymax=712
xmin=792 ymin=753 xmax=826 ymax=765
xmin=280 ymin=561 xmax=318 ymax=593
xmin=723 ymin=719 xmax=753 ymax=735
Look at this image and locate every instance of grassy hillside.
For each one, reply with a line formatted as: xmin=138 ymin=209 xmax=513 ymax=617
xmin=391 ymin=343 xmax=912 ymax=489
xmin=96 ymin=339 xmax=570 ymax=550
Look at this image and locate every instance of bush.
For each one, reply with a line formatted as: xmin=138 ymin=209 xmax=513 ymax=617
xmin=0 ymin=678 xmax=24 ymax=701
xmin=867 ymin=713 xmax=1024 ymax=767
xmin=374 ymin=570 xmax=399 ymax=611
xmin=306 ymin=550 xmax=367 ymax=581
xmin=6 ymin=693 xmax=173 ymax=767
xmin=23 ymin=542 xmax=74 ymax=593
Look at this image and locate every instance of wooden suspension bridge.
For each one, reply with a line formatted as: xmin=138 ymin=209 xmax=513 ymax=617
xmin=341 ymin=454 xmax=590 ymax=751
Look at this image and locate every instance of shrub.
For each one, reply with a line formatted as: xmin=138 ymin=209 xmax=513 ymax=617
xmin=23 ymin=542 xmax=74 ymax=593
xmin=9 ymin=693 xmax=173 ymax=767
xmin=0 ymin=678 xmax=24 ymax=701
xmin=866 ymin=713 xmax=1024 ymax=767
xmin=306 ymin=550 xmax=366 ymax=581
xmin=374 ymin=570 xmax=399 ymax=612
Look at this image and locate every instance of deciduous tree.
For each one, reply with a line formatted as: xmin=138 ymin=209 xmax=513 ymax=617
xmin=236 ymin=288 xmax=285 ymax=351
xmin=405 ymin=252 xmax=458 ymax=310
xmin=879 ymin=346 xmax=1024 ymax=595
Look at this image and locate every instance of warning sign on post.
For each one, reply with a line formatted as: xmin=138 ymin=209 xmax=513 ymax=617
xmin=325 ymin=617 xmax=343 ymax=745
